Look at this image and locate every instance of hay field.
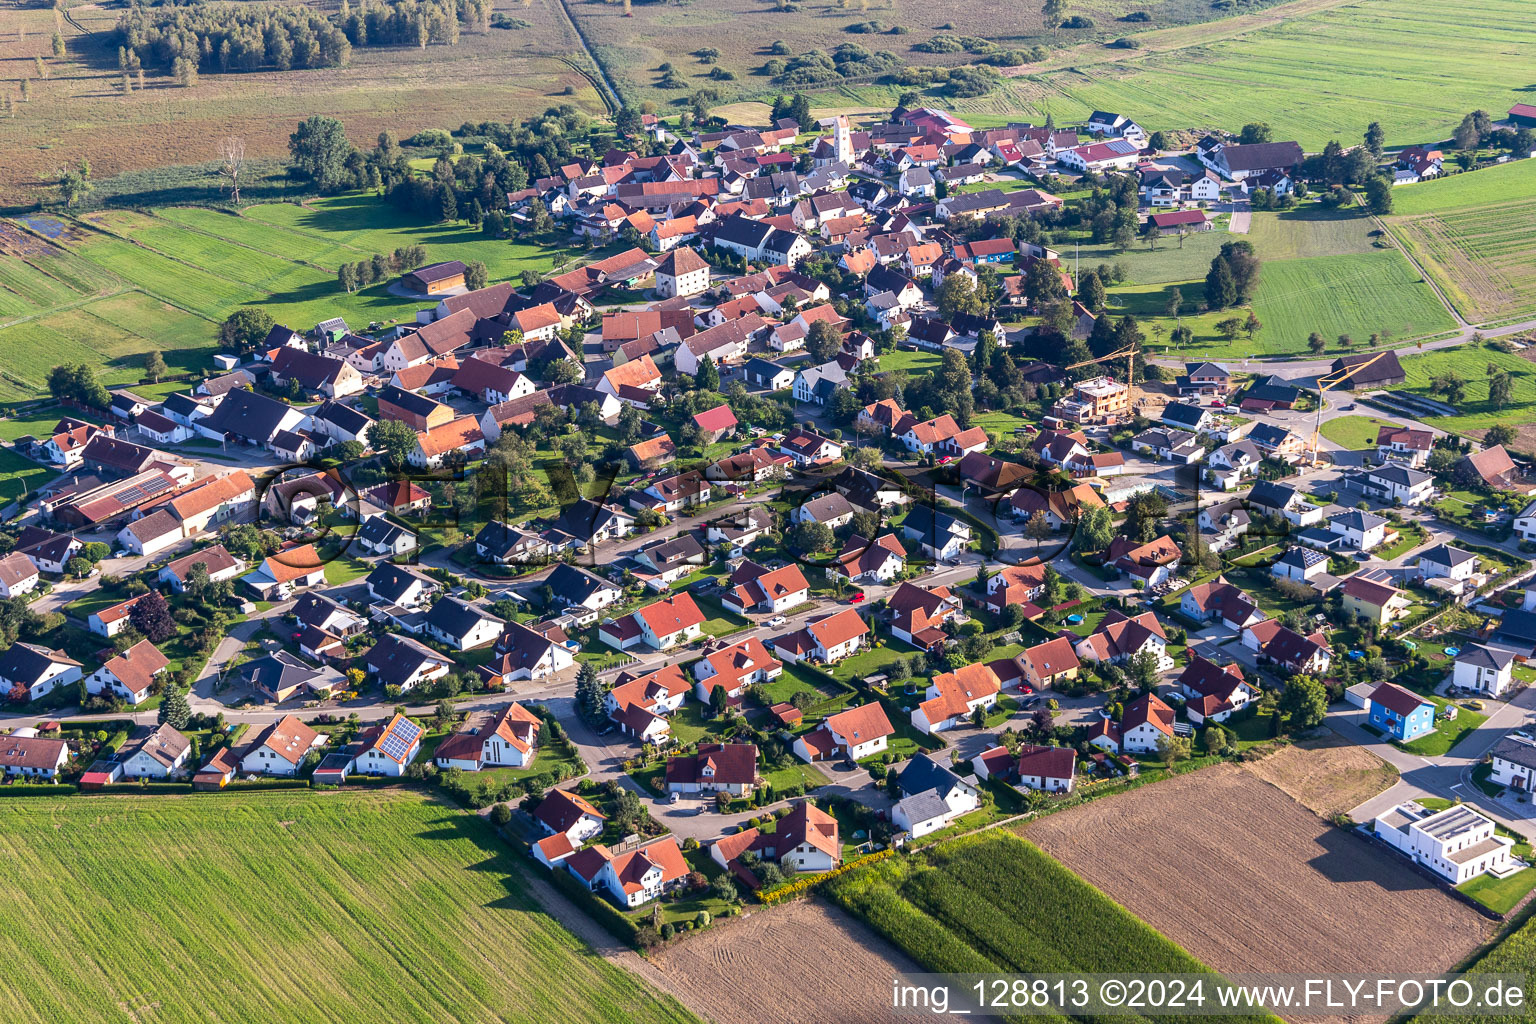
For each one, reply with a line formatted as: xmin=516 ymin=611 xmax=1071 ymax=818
xmin=0 ymin=790 xmax=699 ymax=1024
xmin=0 ymin=0 xmax=602 ymax=206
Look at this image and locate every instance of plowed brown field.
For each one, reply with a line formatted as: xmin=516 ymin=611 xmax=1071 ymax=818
xmin=651 ymin=899 xmax=942 ymax=1024
xmin=1025 ymin=765 xmax=1490 ymax=976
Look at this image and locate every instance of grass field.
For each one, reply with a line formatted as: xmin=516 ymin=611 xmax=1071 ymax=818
xmin=0 ymin=199 xmax=596 ymax=402
xmin=1319 ymin=415 xmax=1398 ymax=450
xmin=1100 ymin=208 xmax=1455 ymax=358
xmin=1399 ymin=347 xmax=1536 ymax=437
xmin=1247 ymin=251 xmax=1456 ymax=348
xmin=0 ymin=0 xmax=604 ymax=207
xmin=1386 ymin=162 xmax=1536 ymax=324
xmin=569 ymin=0 xmax=1244 ymax=111
xmin=0 ymin=791 xmax=697 ymax=1024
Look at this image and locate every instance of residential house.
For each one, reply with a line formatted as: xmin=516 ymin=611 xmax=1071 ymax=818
xmin=424 ymin=597 xmax=505 ymax=651
xmin=118 ymin=724 xmax=191 ymax=779
xmin=435 ymin=703 xmax=543 ymax=770
xmin=1074 ymin=611 xmax=1172 ymax=672
xmin=722 ymin=561 xmax=810 ymax=615
xmin=886 ymin=582 xmax=964 ymax=650
xmin=792 ymin=701 xmax=893 ymax=763
xmin=1454 ymin=645 xmax=1515 ymax=698
xmin=366 ymin=634 xmax=453 ymax=693
xmin=0 ymin=642 xmax=83 ymax=702
xmin=901 ymin=503 xmax=971 ymax=561
xmin=1367 ymin=682 xmax=1435 ymax=741
xmin=911 ymin=663 xmax=1001 ymax=734
xmin=1180 ymin=578 xmax=1266 ymax=631
xmin=666 ymin=742 xmax=759 ymax=796
xmin=892 ymin=755 xmax=981 ymax=836
xmin=1242 ymin=620 xmax=1332 ymax=674
xmin=1341 ymin=576 xmax=1411 ymax=625
xmin=604 ymin=664 xmax=691 ymax=742
xmin=1372 ymin=802 xmax=1514 ymax=885
xmin=770 ymin=608 xmax=869 ymax=665
xmin=599 ymin=593 xmax=706 ymax=651
xmin=239 ymin=715 xmax=320 ymax=777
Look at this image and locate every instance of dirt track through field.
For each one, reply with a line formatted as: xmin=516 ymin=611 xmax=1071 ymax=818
xmin=1025 ymin=765 xmax=1490 ymax=978
xmin=651 ymin=899 xmax=933 ymax=1024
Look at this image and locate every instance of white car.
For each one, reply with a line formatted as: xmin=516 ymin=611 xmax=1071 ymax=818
xmin=767 ymin=615 xmax=787 ymax=627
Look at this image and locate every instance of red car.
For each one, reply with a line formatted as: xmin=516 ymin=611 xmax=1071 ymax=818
xmin=848 ymin=591 xmax=865 ymax=604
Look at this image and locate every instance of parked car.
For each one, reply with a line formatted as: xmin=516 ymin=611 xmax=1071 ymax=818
xmin=767 ymin=615 xmax=787 ymax=627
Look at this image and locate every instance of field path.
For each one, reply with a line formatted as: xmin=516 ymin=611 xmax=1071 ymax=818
xmin=519 ymin=871 xmax=722 ymax=1023
xmin=1371 ymin=213 xmax=1472 ymax=329
xmin=1228 ymin=209 xmax=1252 ymax=234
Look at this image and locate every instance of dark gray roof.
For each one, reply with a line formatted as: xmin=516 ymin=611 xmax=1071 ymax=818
xmin=1161 ymin=402 xmax=1209 ymax=428
xmin=1457 ymin=643 xmax=1515 ymax=671
xmin=366 ymin=563 xmax=431 ymax=604
xmin=896 ymin=753 xmax=969 ymax=800
xmin=546 ymin=563 xmax=619 ymax=606
xmin=1418 ymin=543 xmax=1475 ymax=568
xmin=1491 ymin=736 xmax=1536 ymax=771
xmin=0 ymin=642 xmax=69 ymax=685
xmin=425 ymin=597 xmax=501 ymax=640
xmin=202 ymin=389 xmax=293 ymax=443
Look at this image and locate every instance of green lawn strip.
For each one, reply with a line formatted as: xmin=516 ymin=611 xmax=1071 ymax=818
xmin=1398 ymin=697 xmax=1487 ymax=757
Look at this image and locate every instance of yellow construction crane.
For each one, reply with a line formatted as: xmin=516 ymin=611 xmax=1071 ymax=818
xmin=1064 ymin=344 xmax=1143 ymax=411
xmin=1307 ymin=350 xmax=1391 ymax=466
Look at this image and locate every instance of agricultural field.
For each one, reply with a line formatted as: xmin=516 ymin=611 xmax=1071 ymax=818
xmin=1385 ymin=162 xmax=1536 ymax=324
xmin=800 ymin=0 xmax=1536 ymax=152
xmin=650 ymin=898 xmax=924 ymax=1024
xmin=0 ymin=791 xmax=698 ymax=1024
xmin=825 ymin=832 xmax=1259 ymax=1024
xmin=1024 ymin=765 xmax=1491 ymax=976
xmin=0 ymin=0 xmax=604 ymax=207
xmin=1247 ymin=251 xmax=1456 ymax=348
xmin=0 ymin=200 xmax=593 ymax=402
xmin=1241 ymin=731 xmax=1399 ymax=818
xmin=1098 ymin=209 xmax=1455 ymax=358
xmin=1399 ymin=345 xmax=1536 ymax=442
xmin=569 ymin=0 xmax=1249 ymax=111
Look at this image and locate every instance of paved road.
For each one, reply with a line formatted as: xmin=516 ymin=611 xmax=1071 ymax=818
xmin=1339 ymin=682 xmax=1536 ymax=842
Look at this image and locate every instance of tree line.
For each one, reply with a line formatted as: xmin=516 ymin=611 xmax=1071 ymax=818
xmin=113 ymin=0 xmax=492 ymax=77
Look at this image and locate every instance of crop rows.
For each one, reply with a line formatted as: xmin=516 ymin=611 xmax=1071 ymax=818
xmin=825 ymin=834 xmax=1259 ymax=1024
xmin=0 ymin=792 xmax=698 ymax=1024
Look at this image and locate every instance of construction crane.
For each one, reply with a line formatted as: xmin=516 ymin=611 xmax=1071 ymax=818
xmin=1306 ymin=350 xmax=1392 ymax=467
xmin=1064 ymin=344 xmax=1144 ymax=413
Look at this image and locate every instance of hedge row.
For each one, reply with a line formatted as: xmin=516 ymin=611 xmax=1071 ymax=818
xmin=757 ymin=847 xmax=894 ymax=905
xmin=545 ymin=859 xmax=641 ymax=946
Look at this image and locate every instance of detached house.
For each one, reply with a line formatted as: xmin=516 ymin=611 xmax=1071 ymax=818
xmin=911 ymin=663 xmax=1001 ymax=734
xmin=599 ymin=593 xmax=706 ymax=651
xmin=770 ymin=608 xmax=869 ymax=665
xmin=435 ymin=703 xmax=543 ymax=770
xmin=85 ymin=641 xmax=168 ymax=706
xmin=793 ymin=701 xmax=894 ymax=763
xmin=604 ymin=664 xmax=691 ymax=743
xmin=722 ymin=561 xmax=810 ymax=615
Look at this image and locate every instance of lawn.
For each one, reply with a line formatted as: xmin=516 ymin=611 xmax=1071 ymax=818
xmin=876 ymin=348 xmax=942 ymax=377
xmin=1399 ymin=699 xmax=1487 ymax=757
xmin=0 ymin=791 xmax=697 ymax=1024
xmin=1459 ymin=867 xmax=1536 ymax=915
xmin=1319 ymin=415 xmax=1399 ymax=450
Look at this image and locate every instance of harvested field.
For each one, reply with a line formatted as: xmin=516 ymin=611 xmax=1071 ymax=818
xmin=1242 ymin=733 xmax=1399 ymax=818
xmin=651 ymin=898 xmax=926 ymax=1024
xmin=1025 ymin=764 xmax=1491 ymax=976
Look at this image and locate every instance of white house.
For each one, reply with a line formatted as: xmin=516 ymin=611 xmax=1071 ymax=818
xmin=0 ymin=642 xmax=83 ymax=702
xmin=434 ymin=703 xmax=542 ymax=770
xmin=118 ymin=724 xmax=191 ymax=780
xmin=239 ymin=715 xmax=320 ymax=777
xmin=1372 ymin=802 xmax=1514 ymax=885
xmin=1453 ymin=644 xmax=1515 ymax=697
xmin=1490 ymin=736 xmax=1536 ymax=792
xmin=350 ymin=714 xmax=423 ymax=777
xmin=792 ymin=702 xmax=893 ymax=763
